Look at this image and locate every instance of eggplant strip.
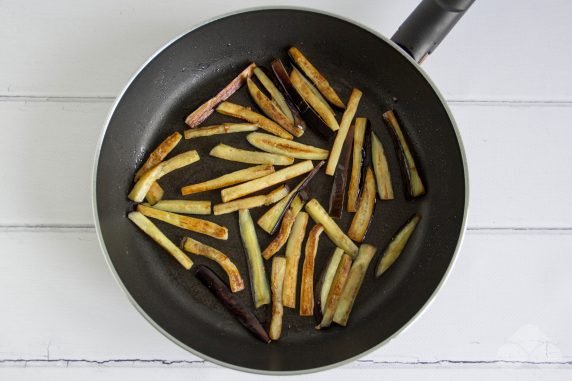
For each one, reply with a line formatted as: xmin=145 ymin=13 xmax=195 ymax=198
xmin=221 ymin=160 xmax=314 ymax=202
xmin=128 ymin=151 xmax=200 ymax=202
xmin=194 ymin=264 xmax=270 ymax=343
xmin=134 ymin=132 xmax=182 ymax=180
xmin=128 ymin=212 xmax=193 ymax=270
xmin=333 ymin=244 xmax=377 ymax=326
xmin=213 ymin=185 xmax=289 ymax=215
xmin=371 ymin=131 xmax=394 ymax=200
xmin=183 ymin=123 xmax=258 ymax=140
xmin=210 ymin=143 xmax=294 ymax=166
xmin=325 ymin=89 xmax=363 ymax=175
xmin=216 ymin=101 xmax=293 ymax=140
xmin=300 ymin=224 xmax=324 ymax=316
xmin=269 ymin=256 xmax=286 ymax=340
xmin=261 ymin=209 xmax=295 ymax=260
xmin=347 ymin=117 xmax=367 ymax=212
xmin=376 ymin=214 xmax=421 ymax=277
xmin=317 ymin=253 xmax=352 ymax=329
xmin=145 ymin=182 xmax=164 ymax=205
xmin=181 ymin=237 xmax=244 ymax=292
xmin=257 ymin=191 xmax=303 ymax=235
xmin=247 ymin=132 xmax=329 ymax=160
xmin=238 ymin=209 xmax=271 ymax=308
xmin=290 ymin=68 xmax=339 ymax=132
xmin=185 ymin=63 xmax=256 ymax=128
xmin=383 ymin=110 xmax=426 ymax=198
xmin=347 ymin=167 xmax=376 ymax=242
xmin=305 ymin=199 xmax=358 ymax=256
xmin=315 ymin=248 xmax=344 ymax=322
xmin=150 ymin=200 xmax=211 ymax=215
xmin=181 ymin=164 xmax=274 ymax=196
xmin=253 ymin=67 xmax=295 ymax=125
xmin=247 ymin=77 xmax=299 ymax=136
xmin=328 ymin=123 xmax=354 ymax=218
xmin=282 ymin=212 xmax=309 ymax=309
xmin=137 ymin=204 xmax=228 ymax=240
xmin=271 ymin=59 xmax=332 ymax=139
xmin=288 ymin=47 xmax=345 ymax=109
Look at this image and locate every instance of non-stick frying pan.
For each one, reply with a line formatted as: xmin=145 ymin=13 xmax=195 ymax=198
xmin=94 ymin=0 xmax=473 ymax=374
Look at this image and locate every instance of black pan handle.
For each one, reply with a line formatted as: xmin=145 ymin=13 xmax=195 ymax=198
xmin=392 ymin=0 xmax=476 ymax=63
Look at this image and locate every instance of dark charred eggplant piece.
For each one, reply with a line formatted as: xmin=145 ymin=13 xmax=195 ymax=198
xmin=267 ymin=160 xmax=325 ymax=235
xmin=347 ymin=167 xmax=376 ymax=242
xmin=328 ymin=123 xmax=355 ymax=218
xmin=271 ymin=59 xmax=334 ymax=139
xmin=194 ymin=264 xmax=270 ymax=343
xmin=383 ymin=110 xmax=426 ymax=198
xmin=376 ymin=214 xmax=421 ymax=277
xmin=314 ymin=248 xmax=344 ymax=323
xmin=347 ymin=118 xmax=366 ymax=212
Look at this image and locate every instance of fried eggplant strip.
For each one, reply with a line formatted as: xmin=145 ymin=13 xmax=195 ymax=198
xmin=269 ymin=256 xmax=286 ymax=340
xmin=247 ymin=132 xmax=329 ymax=160
xmin=181 ymin=164 xmax=274 ymax=196
xmin=185 ymin=63 xmax=256 ymax=128
xmin=300 ymin=224 xmax=324 ymax=316
xmin=253 ymin=67 xmax=295 ymax=125
xmin=216 ymin=101 xmax=293 ymax=139
xmin=183 ymin=123 xmax=258 ymax=140
xmin=347 ymin=167 xmax=376 ymax=242
xmin=315 ymin=248 xmax=344 ymax=322
xmin=137 ymin=204 xmax=228 ymax=240
xmin=128 ymin=212 xmax=193 ymax=269
xmin=371 ymin=131 xmax=394 ymax=200
xmin=282 ymin=212 xmax=309 ymax=308
xmin=181 ymin=237 xmax=244 ymax=292
xmin=210 ymin=143 xmax=294 ymax=166
xmin=376 ymin=214 xmax=421 ymax=277
xmin=221 ymin=160 xmax=314 ymax=202
xmin=333 ymin=244 xmax=377 ymax=326
xmin=150 ymin=200 xmax=211 ymax=215
xmin=238 ymin=209 xmax=271 ymax=308
xmin=305 ymin=199 xmax=358 ymax=256
xmin=288 ymin=47 xmax=345 ymax=109
xmin=347 ymin=117 xmax=367 ymax=211
xmin=128 ymin=150 xmax=200 ymax=202
xmin=325 ymin=89 xmax=363 ymax=175
xmin=213 ymin=185 xmax=289 ymax=215
xmin=317 ymin=253 xmax=352 ymax=329
xmin=134 ymin=132 xmax=182 ymax=180
xmin=328 ymin=123 xmax=354 ymax=218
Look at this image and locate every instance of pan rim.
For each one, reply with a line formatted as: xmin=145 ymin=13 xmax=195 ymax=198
xmin=91 ymin=5 xmax=470 ymax=375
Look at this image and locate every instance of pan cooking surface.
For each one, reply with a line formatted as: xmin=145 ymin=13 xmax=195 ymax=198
xmin=95 ymin=9 xmax=466 ymax=372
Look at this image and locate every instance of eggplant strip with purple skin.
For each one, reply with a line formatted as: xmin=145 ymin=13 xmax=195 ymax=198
xmin=333 ymin=244 xmax=377 ymax=326
xmin=185 ymin=63 xmax=256 ymax=128
xmin=262 ymin=208 xmax=296 ymax=260
xmin=314 ymin=248 xmax=344 ymax=323
xmin=288 ymin=47 xmax=345 ymax=109
xmin=383 ymin=110 xmax=426 ymax=198
xmin=371 ymin=131 xmax=394 ymax=200
xmin=347 ymin=167 xmax=376 ymax=242
xmin=328 ymin=123 xmax=354 ymax=218
xmin=269 ymin=256 xmax=286 ymax=340
xmin=300 ymin=224 xmax=324 ymax=316
xmin=317 ymin=253 xmax=353 ymax=329
xmin=247 ymin=77 xmax=299 ymax=137
xmin=282 ymin=212 xmax=309 ymax=309
xmin=271 ymin=59 xmax=332 ymax=139
xmin=181 ymin=237 xmax=244 ymax=292
xmin=325 ymin=89 xmax=363 ymax=175
xmin=194 ymin=264 xmax=270 ymax=343
xmin=376 ymin=214 xmax=421 ymax=277
xmin=347 ymin=118 xmax=367 ymax=212
xmin=253 ymin=67 xmax=295 ymax=124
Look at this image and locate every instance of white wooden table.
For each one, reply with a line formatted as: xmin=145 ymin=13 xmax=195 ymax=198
xmin=1 ymin=0 xmax=571 ymax=379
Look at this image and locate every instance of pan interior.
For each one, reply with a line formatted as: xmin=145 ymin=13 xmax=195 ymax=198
xmin=96 ymin=9 xmax=466 ymax=373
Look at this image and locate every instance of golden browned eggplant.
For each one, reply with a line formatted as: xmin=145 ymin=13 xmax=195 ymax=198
xmin=347 ymin=167 xmax=376 ymax=242
xmin=216 ymin=101 xmax=293 ymax=139
xmin=300 ymin=224 xmax=324 ymax=316
xmin=181 ymin=164 xmax=274 ymax=196
xmin=376 ymin=214 xmax=421 ymax=277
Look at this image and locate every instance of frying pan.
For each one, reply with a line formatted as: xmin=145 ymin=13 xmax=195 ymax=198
xmin=93 ymin=0 xmax=473 ymax=374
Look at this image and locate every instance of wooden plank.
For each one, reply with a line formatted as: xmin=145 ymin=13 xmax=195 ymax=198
xmin=0 ymin=0 xmax=571 ymax=101
xmin=0 ymin=229 xmax=570 ymax=365
xmin=1 ymin=100 xmax=571 ymax=227
xmin=0 ymin=367 xmax=570 ymax=381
